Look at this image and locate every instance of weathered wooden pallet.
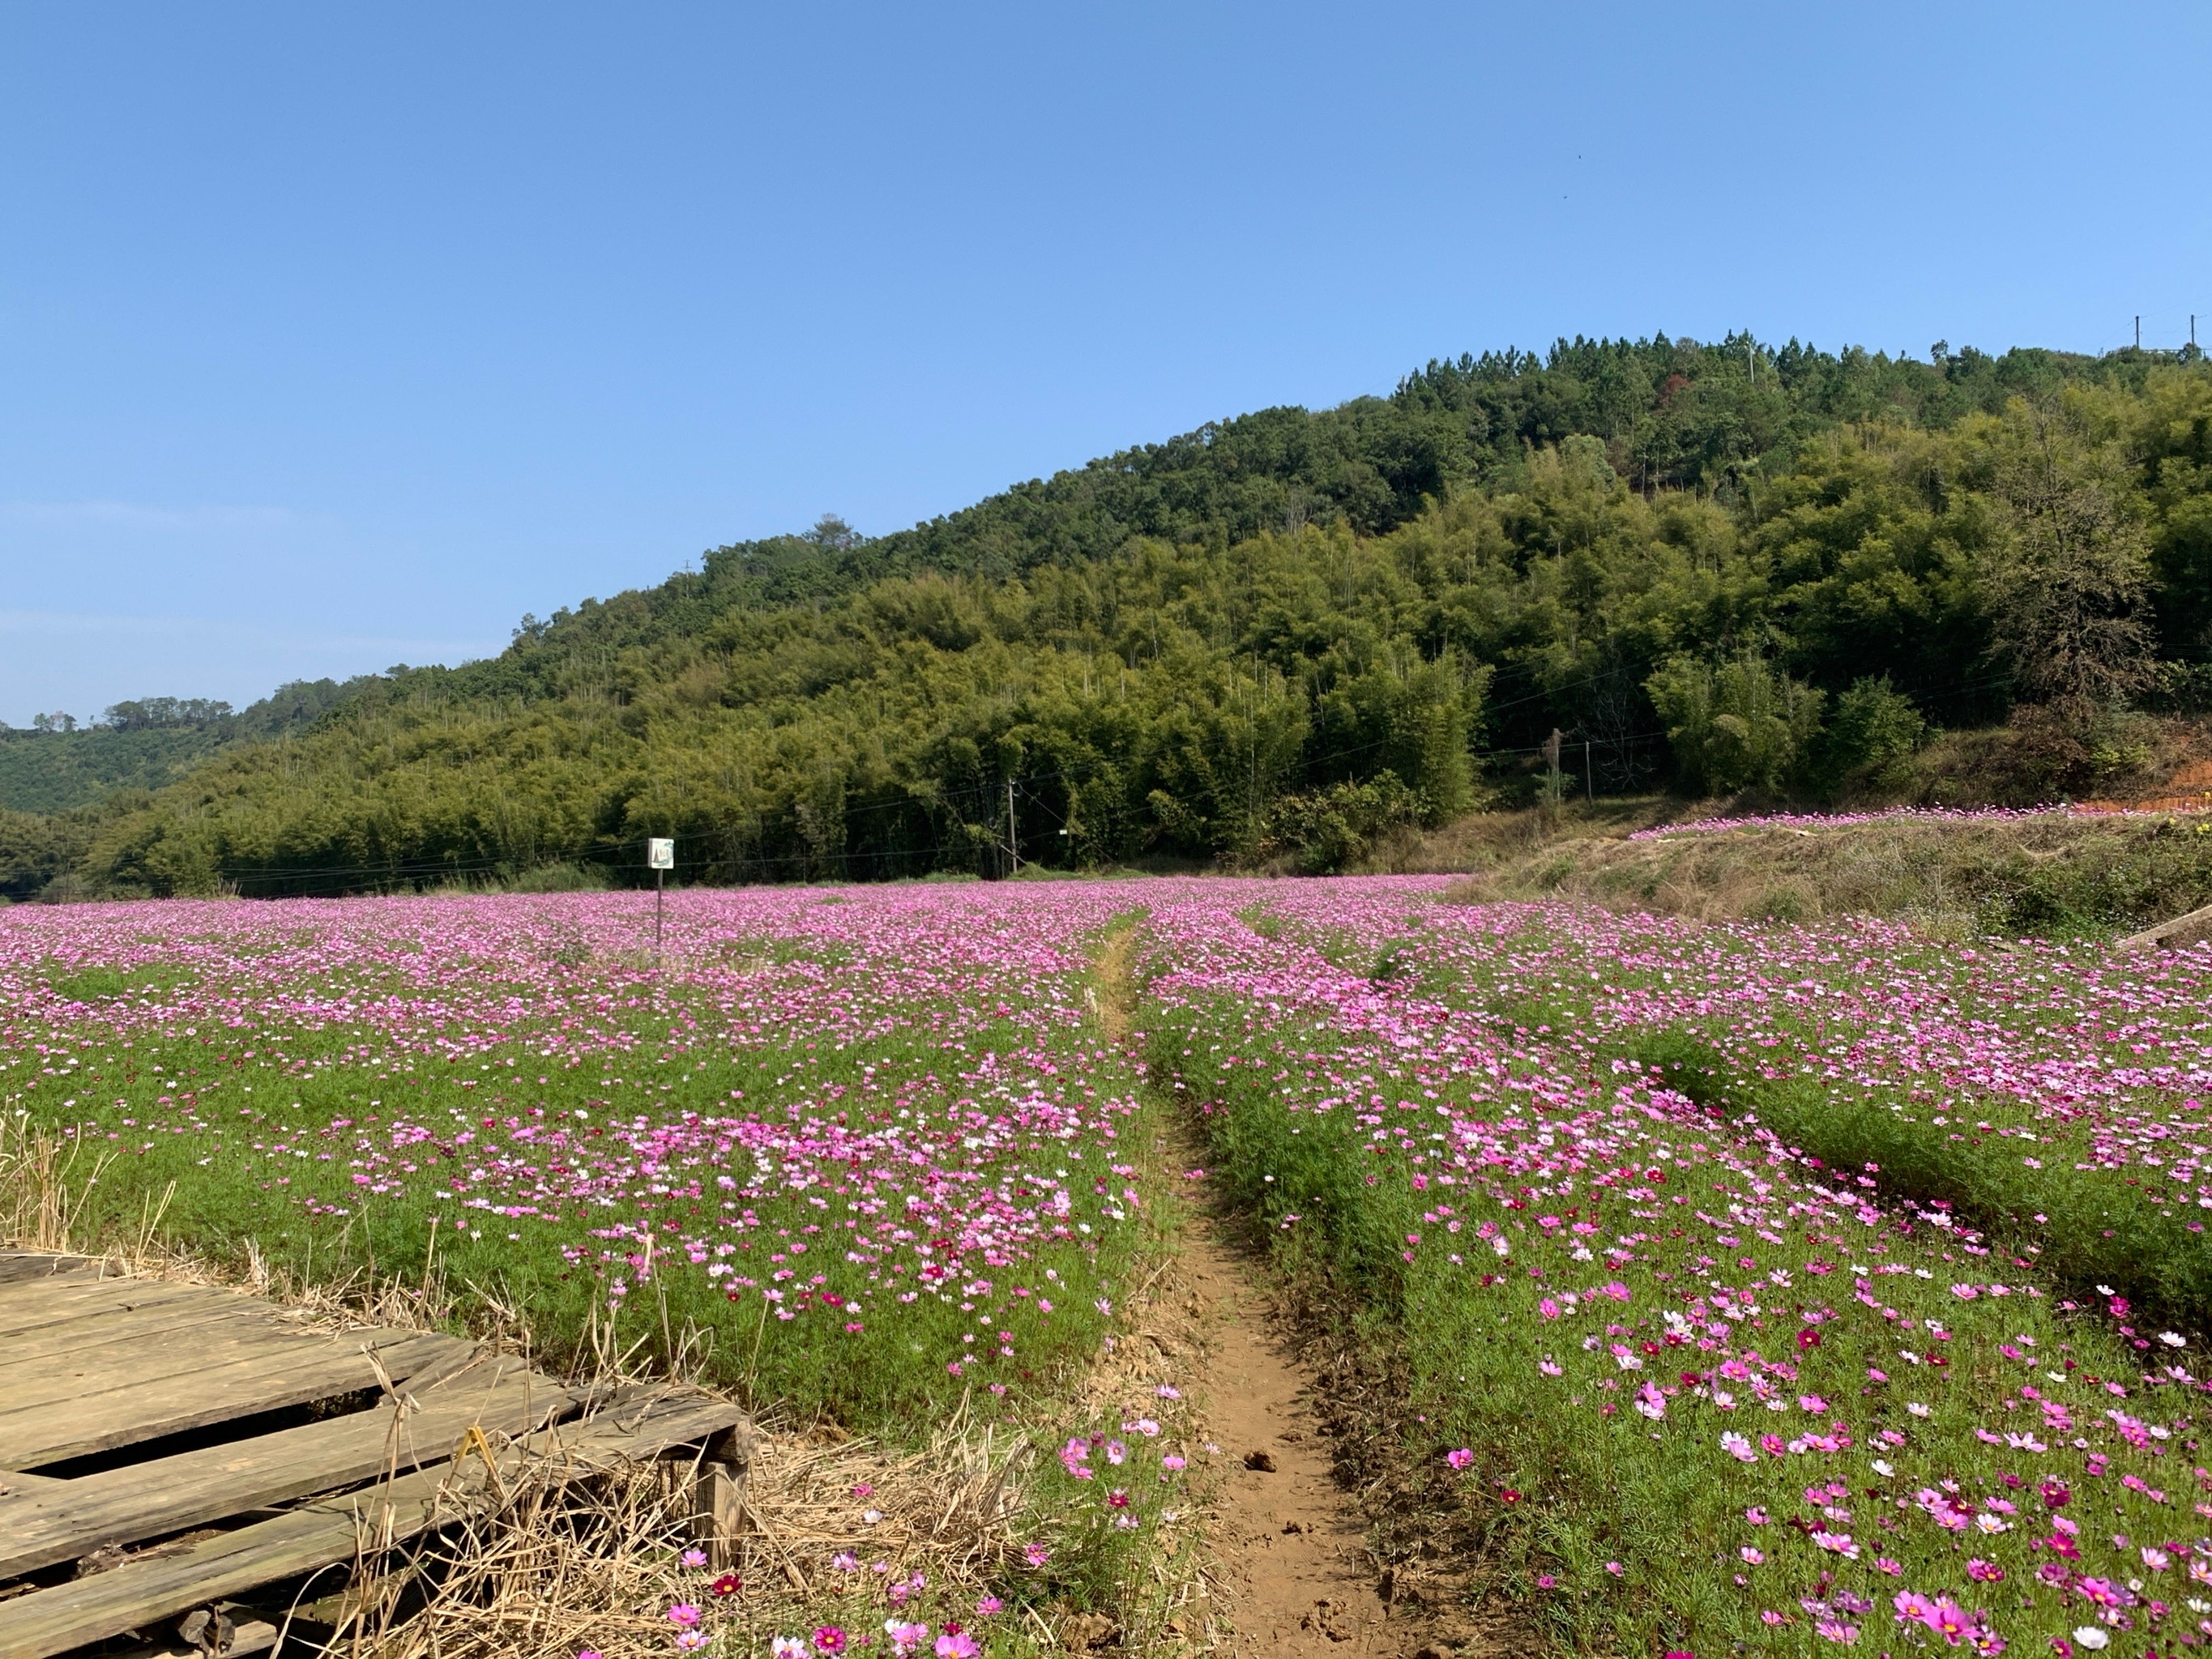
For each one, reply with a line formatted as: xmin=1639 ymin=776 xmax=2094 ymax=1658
xmin=0 ymin=1254 xmax=749 ymax=1659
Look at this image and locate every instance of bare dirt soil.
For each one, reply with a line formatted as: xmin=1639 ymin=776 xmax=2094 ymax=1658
xmin=1164 ymin=1209 xmax=1506 ymax=1659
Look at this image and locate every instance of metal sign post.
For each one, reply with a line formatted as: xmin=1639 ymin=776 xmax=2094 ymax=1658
xmin=647 ymin=838 xmax=673 ymax=962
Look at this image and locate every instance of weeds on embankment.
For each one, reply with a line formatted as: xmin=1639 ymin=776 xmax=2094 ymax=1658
xmin=1418 ymin=805 xmax=2212 ymax=936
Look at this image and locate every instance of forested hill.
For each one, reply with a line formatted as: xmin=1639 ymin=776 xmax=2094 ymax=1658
xmin=462 ymin=333 xmax=2099 ymax=674
xmin=11 ymin=332 xmax=2212 ymax=901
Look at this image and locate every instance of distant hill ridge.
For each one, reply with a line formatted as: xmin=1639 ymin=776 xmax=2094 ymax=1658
xmin=6 ymin=331 xmax=2209 ymax=902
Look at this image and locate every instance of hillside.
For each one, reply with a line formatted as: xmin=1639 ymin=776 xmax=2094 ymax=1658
xmin=0 ymin=680 xmax=369 ymax=816
xmin=11 ymin=332 xmax=2212 ymax=902
xmin=0 ymin=723 xmax=234 ymax=815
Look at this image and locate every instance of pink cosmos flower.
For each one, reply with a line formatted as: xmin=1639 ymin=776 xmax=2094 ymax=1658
xmin=813 ymin=1629 xmax=847 ymax=1655
xmin=1445 ymin=1448 xmax=1475 ymax=1469
xmin=667 ymin=1604 xmax=702 ymax=1630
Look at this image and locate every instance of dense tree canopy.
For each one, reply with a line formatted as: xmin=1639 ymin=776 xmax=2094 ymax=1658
xmin=8 ymin=335 xmax=2211 ymax=900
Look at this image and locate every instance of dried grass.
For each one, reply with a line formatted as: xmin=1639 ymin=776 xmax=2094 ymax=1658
xmin=0 ymin=1104 xmax=116 ymax=1257
xmin=327 ymin=1410 xmax=1042 ymax=1659
xmin=1437 ymin=809 xmax=2212 ymax=936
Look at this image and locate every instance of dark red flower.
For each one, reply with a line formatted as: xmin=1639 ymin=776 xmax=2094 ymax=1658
xmin=711 ymin=1572 xmax=741 ymax=1597
xmin=1796 ymin=1328 xmax=1821 ymax=1351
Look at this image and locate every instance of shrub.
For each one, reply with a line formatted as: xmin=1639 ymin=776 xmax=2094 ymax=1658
xmin=1645 ymin=653 xmax=1826 ymax=795
xmin=1812 ymin=676 xmax=1924 ymax=798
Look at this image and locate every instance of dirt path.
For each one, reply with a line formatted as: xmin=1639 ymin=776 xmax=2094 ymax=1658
xmin=1175 ymin=1218 xmax=1440 ymax=1658
xmin=1095 ymin=919 xmax=1494 ymax=1659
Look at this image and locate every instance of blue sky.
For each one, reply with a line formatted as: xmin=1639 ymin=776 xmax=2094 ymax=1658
xmin=3 ymin=1 xmax=2208 ymax=725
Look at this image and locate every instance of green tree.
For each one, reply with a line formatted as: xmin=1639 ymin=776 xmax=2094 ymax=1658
xmin=1979 ymin=398 xmax=2158 ymax=720
xmin=1646 ymin=652 xmax=1826 ymax=795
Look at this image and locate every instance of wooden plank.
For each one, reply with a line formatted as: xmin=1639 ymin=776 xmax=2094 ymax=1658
xmin=0 ymin=1255 xmax=92 ymax=1286
xmin=0 ymin=1299 xmax=277 ymax=1375
xmin=0 ymin=1357 xmax=572 ymax=1577
xmin=0 ymin=1278 xmax=221 ymax=1340
xmin=0 ymin=1330 xmax=476 ymax=1471
xmin=2120 ymin=898 xmax=2212 ymax=952
xmin=0 ymin=1388 xmax=749 ymax=1658
xmin=0 ymin=1320 xmax=347 ymax=1412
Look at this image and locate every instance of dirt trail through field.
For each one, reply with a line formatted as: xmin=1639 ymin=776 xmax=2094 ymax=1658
xmin=1095 ymin=920 xmax=1485 ymax=1658
xmin=1175 ymin=1218 xmax=1447 ymax=1657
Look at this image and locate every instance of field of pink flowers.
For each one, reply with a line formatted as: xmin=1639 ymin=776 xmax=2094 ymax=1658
xmin=2 ymin=885 xmax=1159 ymax=1426
xmin=1145 ymin=882 xmax=2212 ymax=1657
xmin=10 ymin=876 xmax=2212 ymax=1655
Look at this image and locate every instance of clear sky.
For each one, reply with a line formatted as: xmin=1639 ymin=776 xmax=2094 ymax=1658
xmin=3 ymin=1 xmax=2208 ymax=726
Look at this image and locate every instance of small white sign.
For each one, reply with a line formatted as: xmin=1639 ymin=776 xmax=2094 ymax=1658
xmin=647 ymin=838 xmax=675 ymax=871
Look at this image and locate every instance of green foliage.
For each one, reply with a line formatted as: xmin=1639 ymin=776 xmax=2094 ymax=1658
xmin=0 ymin=807 xmax=96 ymax=902
xmin=1262 ymin=772 xmax=1424 ymax=873
xmin=17 ymin=340 xmax=2212 ymax=889
xmin=0 ymin=727 xmax=233 ymax=814
xmin=1811 ymin=676 xmax=1926 ymax=795
xmin=0 ymin=677 xmax=370 ymax=815
xmin=1644 ymin=652 xmax=1826 ymax=794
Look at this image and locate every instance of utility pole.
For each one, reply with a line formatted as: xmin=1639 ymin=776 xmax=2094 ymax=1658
xmin=2136 ymin=316 xmax=2142 ymax=351
xmin=1006 ymin=781 xmax=1019 ymax=876
xmin=1585 ymin=736 xmax=1593 ymax=801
